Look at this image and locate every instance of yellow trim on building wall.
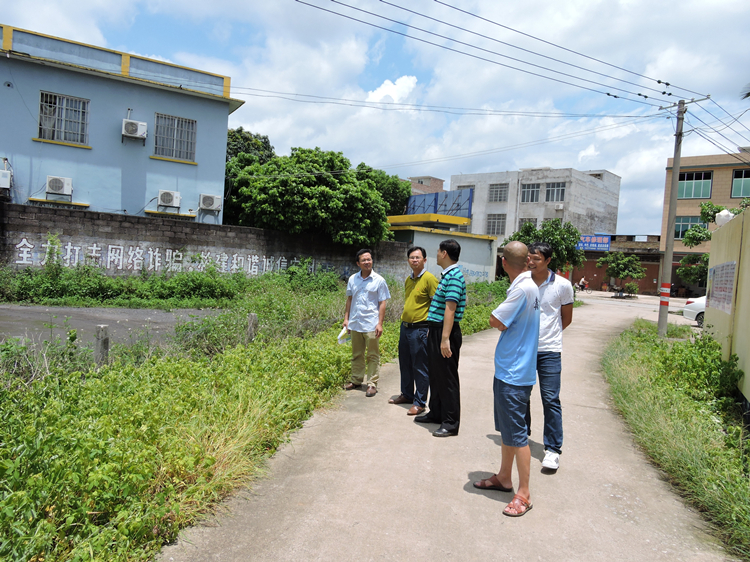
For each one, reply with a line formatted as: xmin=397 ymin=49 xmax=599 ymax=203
xmin=145 ymin=210 xmax=196 ymax=218
xmin=388 ymin=213 xmax=470 ymax=226
xmin=28 ymin=197 xmax=90 ymax=207
xmin=223 ymin=76 xmax=231 ymax=98
xmin=389 ymin=225 xmax=496 ymax=241
xmin=149 ymin=155 xmax=198 ymax=166
xmin=121 ymin=54 xmax=130 ymax=76
xmin=32 ymin=138 xmax=92 ymax=150
xmin=2 ymin=25 xmax=12 ymax=51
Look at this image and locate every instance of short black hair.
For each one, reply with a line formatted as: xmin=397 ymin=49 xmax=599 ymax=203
xmin=439 ymin=239 xmax=461 ymax=261
xmin=528 ymin=241 xmax=552 ymax=260
xmin=407 ymin=246 xmax=427 ymax=259
xmin=356 ymin=248 xmax=373 ymax=263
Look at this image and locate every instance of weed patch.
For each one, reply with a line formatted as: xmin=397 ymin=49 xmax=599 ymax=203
xmin=602 ymin=319 xmax=749 ymax=559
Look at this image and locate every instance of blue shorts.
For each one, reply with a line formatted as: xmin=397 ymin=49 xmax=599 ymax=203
xmin=493 ymin=378 xmax=533 ymax=448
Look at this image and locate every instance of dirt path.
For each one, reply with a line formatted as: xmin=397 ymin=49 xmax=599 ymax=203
xmin=160 ymin=294 xmax=734 ymax=562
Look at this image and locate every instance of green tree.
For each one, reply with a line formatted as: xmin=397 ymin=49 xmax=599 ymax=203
xmin=355 ymin=163 xmax=412 ymax=215
xmin=231 ymin=147 xmax=391 ymax=246
xmin=596 ymin=252 xmax=646 ymax=285
xmin=505 ymin=219 xmax=585 ymax=273
xmin=226 ymin=127 xmax=275 ymax=163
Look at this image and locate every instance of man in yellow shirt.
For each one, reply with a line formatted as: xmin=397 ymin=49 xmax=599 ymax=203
xmin=389 ymin=246 xmax=439 ymax=415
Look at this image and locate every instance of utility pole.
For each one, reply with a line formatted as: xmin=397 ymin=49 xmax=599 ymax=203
xmin=658 ymin=100 xmax=685 ymax=337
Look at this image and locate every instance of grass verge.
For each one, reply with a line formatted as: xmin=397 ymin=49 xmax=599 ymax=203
xmin=602 ymin=319 xmax=749 ymax=560
xmin=0 ymin=273 xmax=508 ymax=561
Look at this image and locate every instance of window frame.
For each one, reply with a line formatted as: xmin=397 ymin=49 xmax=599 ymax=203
xmin=520 ymin=183 xmax=540 ymax=203
xmin=545 ymin=182 xmax=565 ymax=202
xmin=677 ymin=171 xmax=712 ymax=199
xmin=38 ymin=91 xmax=90 ymax=145
xmin=486 ymin=213 xmax=506 ymax=236
xmin=154 ymin=113 xmax=197 ymax=162
xmin=518 ymin=217 xmax=538 ymax=230
xmin=488 ymin=183 xmax=509 ymax=202
xmin=732 ymin=169 xmax=750 ymax=198
xmin=674 ymin=216 xmax=706 ymax=240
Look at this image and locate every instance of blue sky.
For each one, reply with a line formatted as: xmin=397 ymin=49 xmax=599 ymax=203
xmin=4 ymin=0 xmax=750 ymax=234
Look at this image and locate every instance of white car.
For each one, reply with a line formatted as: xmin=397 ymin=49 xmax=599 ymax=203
xmin=682 ymin=296 xmax=706 ymax=327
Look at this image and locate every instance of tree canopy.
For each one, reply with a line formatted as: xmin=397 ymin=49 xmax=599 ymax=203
xmin=596 ymin=252 xmax=646 ymax=282
xmin=228 ymin=147 xmax=392 ymax=246
xmin=355 ymin=163 xmax=411 ymax=216
xmin=226 ymin=127 xmax=275 ymax=164
xmin=504 ymin=219 xmax=585 ymax=273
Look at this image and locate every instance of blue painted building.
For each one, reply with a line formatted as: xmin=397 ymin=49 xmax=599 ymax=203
xmin=0 ymin=24 xmax=243 ymax=224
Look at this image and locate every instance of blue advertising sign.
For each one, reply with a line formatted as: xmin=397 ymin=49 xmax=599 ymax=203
xmin=406 ymin=189 xmax=473 ymax=218
xmin=576 ymin=235 xmax=611 ymax=251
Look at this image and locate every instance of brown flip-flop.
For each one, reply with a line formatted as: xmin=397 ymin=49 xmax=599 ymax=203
xmin=473 ymin=474 xmax=513 ymax=492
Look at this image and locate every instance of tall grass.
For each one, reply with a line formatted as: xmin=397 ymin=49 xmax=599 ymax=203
xmin=602 ymin=319 xmax=749 ymax=559
xmin=0 ymin=267 xmax=510 ymax=561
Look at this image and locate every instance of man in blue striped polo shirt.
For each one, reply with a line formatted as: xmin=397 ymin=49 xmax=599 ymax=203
xmin=415 ymin=239 xmax=467 ymax=437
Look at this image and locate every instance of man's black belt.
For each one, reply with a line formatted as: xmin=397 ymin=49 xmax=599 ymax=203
xmin=402 ymin=321 xmax=430 ymax=329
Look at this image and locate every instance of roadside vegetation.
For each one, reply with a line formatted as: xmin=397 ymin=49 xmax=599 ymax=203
xmin=602 ymin=319 xmax=749 ymax=559
xmin=0 ymin=265 xmax=509 ymax=561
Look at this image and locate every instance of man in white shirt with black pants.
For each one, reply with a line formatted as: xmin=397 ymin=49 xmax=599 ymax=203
xmin=526 ymin=241 xmax=574 ymax=471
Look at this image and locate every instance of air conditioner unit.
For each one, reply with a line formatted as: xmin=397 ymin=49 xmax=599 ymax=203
xmin=46 ymin=176 xmax=73 ymax=196
xmin=158 ymin=189 xmax=181 ymax=207
xmin=554 ymin=203 xmax=564 ymax=210
xmin=122 ymin=119 xmax=148 ymax=139
xmin=0 ymin=170 xmax=10 ymax=189
xmin=199 ymin=193 xmax=222 ymax=211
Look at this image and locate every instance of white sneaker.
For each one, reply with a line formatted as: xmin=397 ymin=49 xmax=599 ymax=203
xmin=542 ymin=450 xmax=560 ymax=470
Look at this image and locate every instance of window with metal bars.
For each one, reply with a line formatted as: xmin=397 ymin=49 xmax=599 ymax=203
xmin=486 ymin=213 xmax=506 ymax=235
xmin=456 ymin=184 xmax=474 ymax=190
xmin=518 ymin=217 xmax=537 ymax=230
xmin=488 ymin=183 xmax=509 ymax=202
xmin=154 ymin=113 xmax=197 ymax=161
xmin=520 ymin=183 xmax=540 ymax=203
xmin=545 ymin=182 xmax=565 ymax=202
xmin=38 ymin=92 xmax=89 ymax=145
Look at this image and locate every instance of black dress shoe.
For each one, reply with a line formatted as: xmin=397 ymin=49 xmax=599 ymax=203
xmin=433 ymin=428 xmax=458 ymax=437
xmin=414 ymin=414 xmax=439 ymax=424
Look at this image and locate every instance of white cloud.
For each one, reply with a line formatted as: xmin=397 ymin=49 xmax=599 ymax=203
xmin=366 ymin=76 xmax=417 ymax=103
xmin=578 ymin=144 xmax=599 ymax=162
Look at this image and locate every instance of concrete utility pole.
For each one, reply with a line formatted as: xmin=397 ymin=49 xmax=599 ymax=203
xmin=658 ymin=100 xmax=685 ymax=337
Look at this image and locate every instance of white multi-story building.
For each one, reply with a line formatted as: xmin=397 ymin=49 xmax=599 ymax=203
xmin=449 ymin=167 xmax=620 ymax=242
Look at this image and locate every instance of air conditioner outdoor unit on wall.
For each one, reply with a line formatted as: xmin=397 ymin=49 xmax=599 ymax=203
xmin=46 ymin=176 xmax=73 ymax=196
xmin=122 ymin=119 xmax=148 ymax=139
xmin=158 ymin=189 xmax=181 ymax=208
xmin=554 ymin=203 xmax=564 ymax=210
xmin=0 ymin=170 xmax=10 ymax=189
xmin=199 ymin=193 xmax=222 ymax=211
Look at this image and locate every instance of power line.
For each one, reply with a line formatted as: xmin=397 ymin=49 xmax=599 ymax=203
xmin=380 ymin=0 xmax=674 ymax=98
xmin=708 ymin=98 xmax=750 ymax=136
xmin=433 ymin=0 xmax=707 ymax=99
xmin=329 ymin=0 xmax=671 ymax=103
xmin=295 ymin=0 xmax=663 ymax=107
xmin=693 ymin=102 xmax=750 ymax=144
xmin=688 ymin=111 xmax=750 ymax=162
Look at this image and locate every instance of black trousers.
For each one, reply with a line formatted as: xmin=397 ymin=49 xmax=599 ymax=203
xmin=426 ymin=321 xmax=462 ymax=433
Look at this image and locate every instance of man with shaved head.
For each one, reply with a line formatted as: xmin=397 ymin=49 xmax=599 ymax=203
xmin=473 ymin=241 xmax=540 ymax=517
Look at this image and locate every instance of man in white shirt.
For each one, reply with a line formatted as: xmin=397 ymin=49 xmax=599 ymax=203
xmin=343 ymin=249 xmax=391 ymax=397
xmin=526 ymin=241 xmax=574 ymax=471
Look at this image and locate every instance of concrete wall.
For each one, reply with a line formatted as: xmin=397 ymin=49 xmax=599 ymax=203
xmin=391 ymin=226 xmax=497 ymax=283
xmin=705 ymin=210 xmax=749 ymax=401
xmin=0 ymin=203 xmax=410 ymax=281
xmin=449 ymin=167 xmax=619 ymax=242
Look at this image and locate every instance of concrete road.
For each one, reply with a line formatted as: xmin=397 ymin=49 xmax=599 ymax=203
xmin=160 ymin=294 xmax=733 ymax=562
